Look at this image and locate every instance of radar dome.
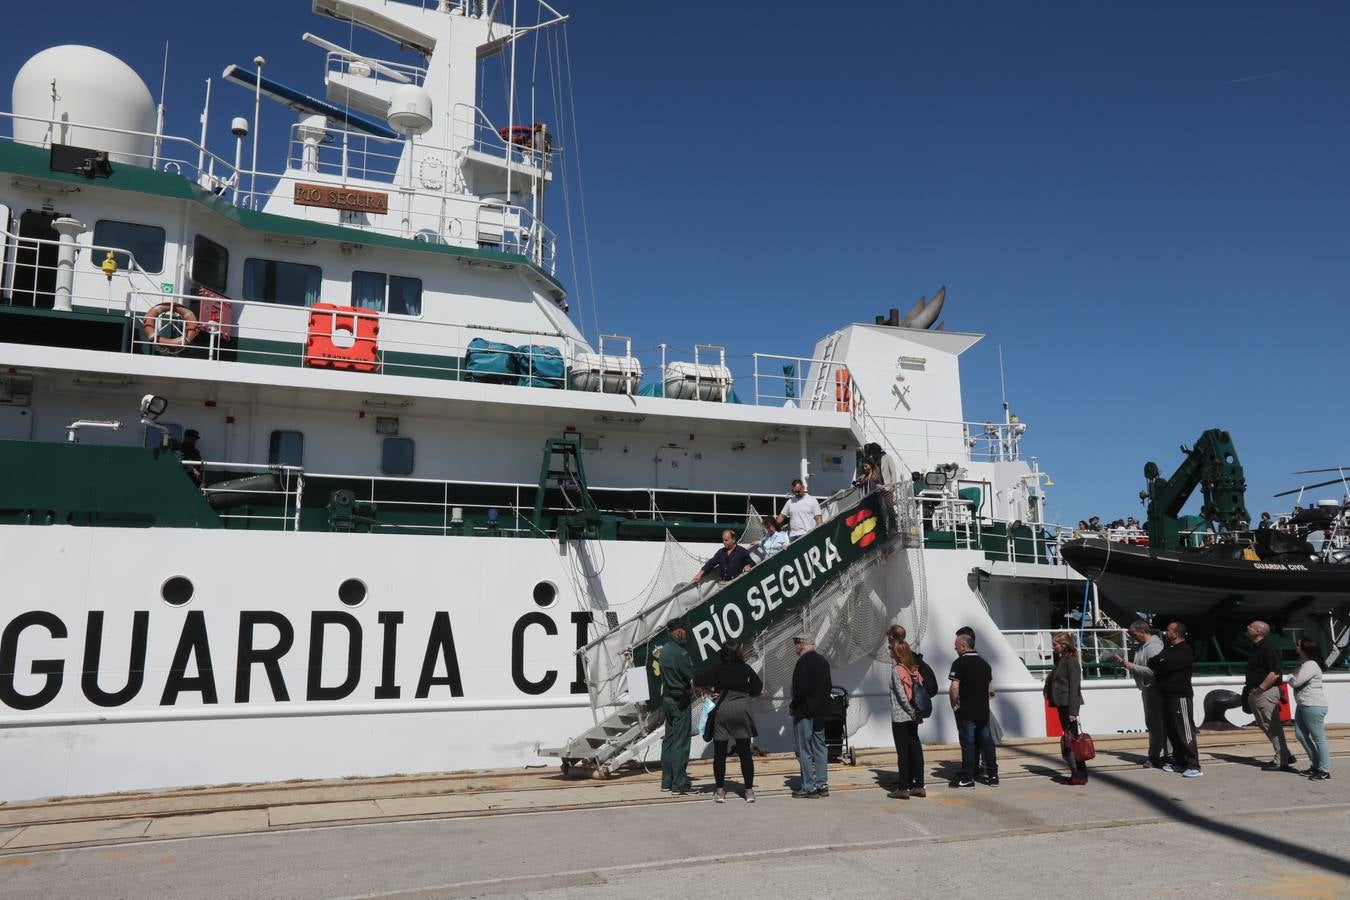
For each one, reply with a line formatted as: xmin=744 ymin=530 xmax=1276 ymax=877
xmin=387 ymin=84 xmax=432 ymax=136
xmin=12 ymin=45 xmax=157 ymax=166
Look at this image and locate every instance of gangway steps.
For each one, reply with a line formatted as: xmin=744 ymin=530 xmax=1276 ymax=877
xmin=548 ymin=490 xmax=911 ymax=776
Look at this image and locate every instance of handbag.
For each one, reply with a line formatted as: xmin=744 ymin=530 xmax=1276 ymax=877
xmin=1059 ymin=726 xmax=1096 ymax=762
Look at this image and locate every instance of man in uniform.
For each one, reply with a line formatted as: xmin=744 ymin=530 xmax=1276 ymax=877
xmin=657 ymin=620 xmax=695 ymax=794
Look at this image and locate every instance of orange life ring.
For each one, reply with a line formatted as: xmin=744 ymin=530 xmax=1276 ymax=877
xmin=835 ymin=367 xmax=853 ymax=412
xmin=142 ymin=303 xmax=200 ymax=348
xmin=498 ymin=124 xmax=539 ymax=147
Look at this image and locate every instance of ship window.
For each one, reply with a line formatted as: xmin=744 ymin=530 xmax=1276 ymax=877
xmin=191 ymin=235 xmax=229 ymax=294
xmin=351 ymin=271 xmax=422 ymax=317
xmin=389 ymin=275 xmax=422 ymax=317
xmin=351 ymin=270 xmax=385 ymax=312
xmin=144 ymin=422 xmax=183 ymax=449
xmin=91 ymin=220 xmax=166 ymax=274
xmin=381 ymin=437 xmax=414 ymax=476
xmin=243 ymin=258 xmax=322 ymax=307
xmin=268 ymin=430 xmax=304 ymax=467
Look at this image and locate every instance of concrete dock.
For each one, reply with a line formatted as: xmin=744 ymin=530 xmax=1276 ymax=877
xmin=1 ymin=726 xmax=1347 ymax=898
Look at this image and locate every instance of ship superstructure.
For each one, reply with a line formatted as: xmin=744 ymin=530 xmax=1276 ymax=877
xmin=2 ymin=0 xmax=1342 ymax=803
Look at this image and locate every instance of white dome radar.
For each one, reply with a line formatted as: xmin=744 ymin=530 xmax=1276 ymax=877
xmin=386 ymin=84 xmax=433 ymax=136
xmin=12 ymin=45 xmax=156 ymax=166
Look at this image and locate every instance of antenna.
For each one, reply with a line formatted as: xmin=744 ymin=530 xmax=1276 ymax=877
xmin=153 ymin=41 xmax=170 ymax=168
xmin=998 ymin=345 xmax=1009 ymax=423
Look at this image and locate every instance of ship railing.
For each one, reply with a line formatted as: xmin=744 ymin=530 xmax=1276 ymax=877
xmin=0 ymin=223 xmax=162 ymax=311
xmin=194 ymin=460 xmax=305 ymax=530
xmin=288 ymin=472 xmax=788 ymax=534
xmin=0 ymin=111 xmax=558 ymax=273
xmin=452 ymin=103 xmax=559 ymax=175
xmin=323 ymin=51 xmax=427 ymax=89
xmin=1003 ymin=628 xmax=1131 ymax=678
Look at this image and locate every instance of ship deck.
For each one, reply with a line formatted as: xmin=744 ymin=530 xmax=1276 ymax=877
xmin=2 ymin=726 xmax=1347 ymax=898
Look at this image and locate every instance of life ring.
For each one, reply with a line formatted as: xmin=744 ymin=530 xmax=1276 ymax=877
xmin=835 ymin=367 xmax=853 ymax=412
xmin=142 ymin=303 xmax=200 ymax=349
xmin=498 ymin=124 xmax=538 ymax=147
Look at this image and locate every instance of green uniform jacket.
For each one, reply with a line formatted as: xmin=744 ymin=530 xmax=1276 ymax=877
xmin=659 ymin=638 xmax=694 ymax=704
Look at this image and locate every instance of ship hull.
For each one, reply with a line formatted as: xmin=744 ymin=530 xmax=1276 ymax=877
xmin=1060 ymin=537 xmax=1350 ymax=619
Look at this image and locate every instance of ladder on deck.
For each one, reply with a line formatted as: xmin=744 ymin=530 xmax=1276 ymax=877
xmin=545 ymin=702 xmax=666 ymax=778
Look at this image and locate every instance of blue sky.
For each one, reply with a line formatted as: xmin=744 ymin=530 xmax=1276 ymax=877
xmin=4 ymin=1 xmax=1348 ymax=524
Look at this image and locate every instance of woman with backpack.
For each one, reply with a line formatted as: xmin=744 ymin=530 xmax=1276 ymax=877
xmin=1045 ymin=631 xmax=1087 ymax=785
xmin=887 ymin=635 xmax=928 ymax=798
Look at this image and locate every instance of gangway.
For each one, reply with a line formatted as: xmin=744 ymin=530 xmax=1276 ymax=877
xmin=544 ymin=488 xmax=916 ymax=777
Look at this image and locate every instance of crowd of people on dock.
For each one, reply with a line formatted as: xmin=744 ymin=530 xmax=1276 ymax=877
xmin=653 ymin=615 xmax=1334 ymax=801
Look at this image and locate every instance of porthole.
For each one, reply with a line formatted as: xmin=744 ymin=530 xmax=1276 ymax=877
xmin=339 ymin=578 xmax=368 ymax=607
xmin=161 ymin=575 xmax=194 ymax=606
xmin=532 ymin=581 xmax=557 ymax=608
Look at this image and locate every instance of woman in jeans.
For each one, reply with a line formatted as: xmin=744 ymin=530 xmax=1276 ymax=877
xmin=1045 ymin=632 xmax=1087 ymax=785
xmin=693 ymin=644 xmax=764 ymax=803
xmin=887 ymin=636 xmax=926 ymax=799
xmin=1289 ymin=637 xmax=1330 ymax=780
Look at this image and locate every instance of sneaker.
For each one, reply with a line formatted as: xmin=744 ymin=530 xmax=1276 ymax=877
xmin=659 ymin=785 xmax=671 ymax=792
xmin=975 ymin=767 xmax=988 ymax=783
xmin=886 ymin=788 xmax=910 ymax=799
xmin=744 ymin=789 xmax=757 ymax=803
xmin=814 ymin=787 xmax=830 ymax=797
xmin=1299 ymin=766 xmax=1318 ymax=776
xmin=910 ymin=787 xmax=927 ymax=798
xmin=1161 ymin=764 xmax=1176 ymax=773
xmin=671 ymin=788 xmax=689 ymax=796
xmin=1310 ymin=770 xmax=1331 ymax=781
xmin=714 ymin=788 xmax=726 ymax=803
xmin=791 ymin=789 xmax=818 ymax=799
xmin=950 ymin=777 xmax=976 ymax=788
xmin=1182 ymin=768 xmax=1203 ymax=778
xmin=987 ymin=775 xmax=1000 ymax=787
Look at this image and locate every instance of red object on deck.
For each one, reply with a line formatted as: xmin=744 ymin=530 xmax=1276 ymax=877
xmin=305 ymin=303 xmax=380 ymax=372
xmin=197 ymin=286 xmax=235 ymax=343
xmin=1045 ymin=697 xmax=1063 ymax=737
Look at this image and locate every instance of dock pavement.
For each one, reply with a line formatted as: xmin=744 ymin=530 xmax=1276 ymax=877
xmin=1 ymin=726 xmax=1347 ymax=898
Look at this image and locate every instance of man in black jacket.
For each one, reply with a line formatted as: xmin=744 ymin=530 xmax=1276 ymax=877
xmin=1151 ymin=620 xmax=1202 ymax=777
xmin=789 ymin=635 xmax=832 ymax=797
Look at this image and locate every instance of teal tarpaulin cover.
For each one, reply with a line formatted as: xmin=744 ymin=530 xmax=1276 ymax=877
xmin=637 ymin=381 xmax=741 ymax=403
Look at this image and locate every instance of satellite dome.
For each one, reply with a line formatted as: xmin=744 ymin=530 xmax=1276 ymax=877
xmin=12 ymin=45 xmax=157 ymax=166
xmin=387 ymin=84 xmax=433 ymax=136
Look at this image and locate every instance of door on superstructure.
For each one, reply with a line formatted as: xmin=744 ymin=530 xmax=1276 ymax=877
xmin=10 ymin=210 xmax=63 ymax=308
xmin=656 ymin=446 xmax=690 ymax=490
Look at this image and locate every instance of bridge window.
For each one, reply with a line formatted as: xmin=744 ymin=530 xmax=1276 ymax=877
xmin=268 ymin=430 xmax=304 ymax=467
xmin=91 ymin=220 xmax=166 ymax=274
xmin=381 ymin=437 xmax=415 ymax=476
xmin=352 ymin=270 xmax=422 ymax=317
xmin=243 ymin=258 xmax=322 ymax=307
xmin=191 ymin=235 xmax=229 ymax=294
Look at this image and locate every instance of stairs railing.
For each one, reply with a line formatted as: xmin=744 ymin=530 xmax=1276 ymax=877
xmin=544 ymin=488 xmax=909 ymax=775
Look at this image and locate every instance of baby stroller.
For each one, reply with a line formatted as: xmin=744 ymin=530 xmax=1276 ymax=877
xmin=819 ymin=686 xmax=857 ymax=766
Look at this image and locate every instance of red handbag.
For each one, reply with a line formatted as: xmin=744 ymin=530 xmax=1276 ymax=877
xmin=1060 ymin=730 xmax=1096 ymax=762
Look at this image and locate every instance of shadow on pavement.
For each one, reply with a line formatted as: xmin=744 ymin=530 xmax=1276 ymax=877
xmin=1012 ymin=745 xmax=1350 ymax=877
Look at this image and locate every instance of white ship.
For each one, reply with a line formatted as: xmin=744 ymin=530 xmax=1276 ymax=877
xmin=1 ymin=0 xmax=1345 ymax=802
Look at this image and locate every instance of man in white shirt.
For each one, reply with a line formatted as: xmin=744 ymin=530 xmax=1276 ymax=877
xmin=778 ymin=479 xmax=823 ymax=540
